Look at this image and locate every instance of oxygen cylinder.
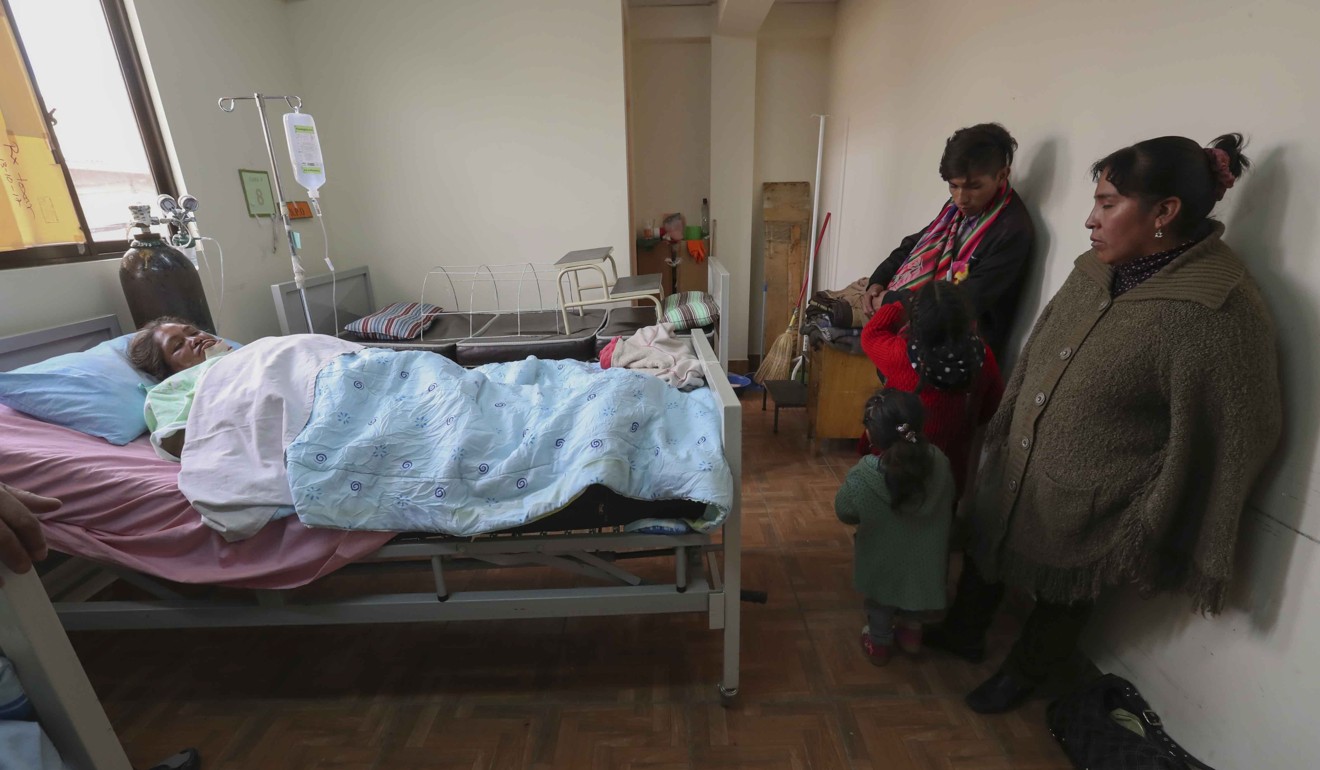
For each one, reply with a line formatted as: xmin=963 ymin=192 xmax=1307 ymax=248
xmin=119 ymin=205 xmax=215 ymax=334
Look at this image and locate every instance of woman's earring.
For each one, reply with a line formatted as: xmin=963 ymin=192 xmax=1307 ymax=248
xmin=1154 ymin=228 xmax=1164 ymax=239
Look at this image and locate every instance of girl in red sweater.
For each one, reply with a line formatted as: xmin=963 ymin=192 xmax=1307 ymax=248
xmin=860 ymin=281 xmax=1003 ymax=495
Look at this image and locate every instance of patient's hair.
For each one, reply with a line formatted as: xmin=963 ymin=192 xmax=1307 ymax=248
xmin=128 ymin=316 xmax=190 ymax=381
xmin=1090 ymin=133 xmax=1250 ymax=239
xmin=939 ymin=123 xmax=1017 ymax=180
xmin=863 ymin=388 xmax=931 ymax=509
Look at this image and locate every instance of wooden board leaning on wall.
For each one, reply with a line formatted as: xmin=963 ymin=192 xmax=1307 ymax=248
xmin=762 ymin=182 xmax=809 ymax=359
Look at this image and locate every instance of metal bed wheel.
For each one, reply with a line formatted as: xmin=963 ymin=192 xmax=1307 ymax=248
xmin=718 ymin=685 xmax=739 ymax=707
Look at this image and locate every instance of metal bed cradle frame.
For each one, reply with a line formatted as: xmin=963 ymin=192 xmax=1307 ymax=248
xmin=0 ymin=315 xmax=745 ymax=714
xmin=270 ymin=254 xmax=734 ymax=373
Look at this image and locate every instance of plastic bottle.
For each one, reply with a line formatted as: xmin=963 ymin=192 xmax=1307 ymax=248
xmin=0 ymin=657 xmax=34 ymax=721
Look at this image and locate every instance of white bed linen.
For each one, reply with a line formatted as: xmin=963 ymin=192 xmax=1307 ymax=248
xmin=179 ymin=334 xmax=363 ymax=541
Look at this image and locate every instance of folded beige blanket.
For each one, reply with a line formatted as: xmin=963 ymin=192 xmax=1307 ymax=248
xmin=610 ymin=323 xmax=706 ymax=391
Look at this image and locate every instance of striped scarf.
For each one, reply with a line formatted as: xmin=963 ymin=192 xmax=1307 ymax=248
xmin=887 ymin=185 xmax=1014 ymax=292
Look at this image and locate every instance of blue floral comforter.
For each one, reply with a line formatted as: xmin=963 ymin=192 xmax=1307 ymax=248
xmin=285 ymin=350 xmax=733 ymax=535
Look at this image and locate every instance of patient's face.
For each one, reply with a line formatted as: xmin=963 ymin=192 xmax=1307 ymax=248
xmin=153 ymin=323 xmax=220 ymax=374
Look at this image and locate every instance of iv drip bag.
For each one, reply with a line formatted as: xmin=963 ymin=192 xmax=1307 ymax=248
xmin=283 ymin=112 xmax=326 ymax=194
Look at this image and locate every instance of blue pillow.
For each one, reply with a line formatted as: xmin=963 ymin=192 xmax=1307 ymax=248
xmin=0 ymin=334 xmax=159 ymax=444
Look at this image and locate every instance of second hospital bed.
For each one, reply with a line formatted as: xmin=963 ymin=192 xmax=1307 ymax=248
xmin=270 ymin=255 xmax=733 ymax=371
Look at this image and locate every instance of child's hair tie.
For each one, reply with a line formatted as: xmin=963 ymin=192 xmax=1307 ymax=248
xmin=896 ymin=423 xmax=920 ymax=444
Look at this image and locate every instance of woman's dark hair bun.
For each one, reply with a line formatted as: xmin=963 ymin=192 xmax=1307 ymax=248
xmin=1209 ymin=133 xmax=1251 ymax=180
xmin=1089 ymin=132 xmax=1252 ymax=237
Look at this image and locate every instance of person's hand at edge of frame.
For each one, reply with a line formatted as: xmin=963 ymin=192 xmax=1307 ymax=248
xmin=0 ymin=482 xmax=59 ymax=586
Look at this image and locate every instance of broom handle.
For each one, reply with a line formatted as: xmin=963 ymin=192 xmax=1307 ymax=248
xmin=803 ymin=114 xmax=827 ymax=315
xmin=796 ymin=211 xmax=832 ymax=309
xmin=789 ymin=212 xmax=830 ymax=384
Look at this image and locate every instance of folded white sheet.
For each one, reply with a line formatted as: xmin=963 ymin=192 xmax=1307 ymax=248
xmin=179 ymin=334 xmax=363 ymax=541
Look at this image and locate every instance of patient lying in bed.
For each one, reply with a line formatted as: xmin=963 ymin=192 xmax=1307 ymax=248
xmin=131 ymin=319 xmax=368 ymax=539
xmin=128 ymin=319 xmax=733 ymax=543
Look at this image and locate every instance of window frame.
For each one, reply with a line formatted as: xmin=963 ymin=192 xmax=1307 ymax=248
xmin=1 ymin=0 xmax=177 ymax=270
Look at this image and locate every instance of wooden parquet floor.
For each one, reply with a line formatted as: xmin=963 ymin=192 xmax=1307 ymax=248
xmin=68 ymin=391 xmax=1072 ymax=770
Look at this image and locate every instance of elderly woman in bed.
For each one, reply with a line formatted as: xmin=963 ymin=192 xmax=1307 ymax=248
xmin=128 ymin=317 xmax=237 ymax=460
xmin=124 ymin=314 xmax=734 ymax=546
xmin=128 ymin=317 xmax=231 ymax=380
xmin=128 ymin=318 xmax=368 ymax=541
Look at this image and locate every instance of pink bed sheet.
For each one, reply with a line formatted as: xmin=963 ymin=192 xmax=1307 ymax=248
xmin=0 ymin=405 xmax=393 ymax=589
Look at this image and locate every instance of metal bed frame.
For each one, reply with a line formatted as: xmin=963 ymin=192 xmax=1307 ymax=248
xmin=0 ymin=315 xmax=744 ymax=707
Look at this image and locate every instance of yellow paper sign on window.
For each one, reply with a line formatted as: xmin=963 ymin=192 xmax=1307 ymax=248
xmin=0 ymin=10 xmax=83 ymax=252
xmin=0 ymin=128 xmax=84 ymax=249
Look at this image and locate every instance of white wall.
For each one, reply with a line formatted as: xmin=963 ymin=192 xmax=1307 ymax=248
xmin=628 ymin=2 xmax=834 ymax=362
xmin=709 ymin=33 xmax=758 ymax=364
xmin=132 ymin=0 xmax=318 ymax=343
xmin=4 ymin=0 xmax=633 ymax=339
xmin=0 ymin=0 xmax=312 ymax=341
xmin=0 ymin=260 xmax=127 ymax=339
xmin=628 ymin=39 xmax=710 ymax=239
xmin=749 ymin=35 xmax=830 ymax=355
xmin=282 ymin=0 xmax=633 ymax=314
xmin=822 ymin=1 xmax=1320 ymax=766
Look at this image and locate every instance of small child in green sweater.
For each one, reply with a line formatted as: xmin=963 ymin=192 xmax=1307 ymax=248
xmin=835 ymin=388 xmax=956 ymax=665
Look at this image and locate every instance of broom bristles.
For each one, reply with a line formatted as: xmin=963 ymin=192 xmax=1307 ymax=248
xmin=755 ymin=326 xmax=799 ymax=383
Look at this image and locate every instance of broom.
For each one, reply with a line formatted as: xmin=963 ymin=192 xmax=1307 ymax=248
xmin=755 ymin=212 xmax=832 ymax=384
xmin=754 ymin=305 xmax=800 ymax=384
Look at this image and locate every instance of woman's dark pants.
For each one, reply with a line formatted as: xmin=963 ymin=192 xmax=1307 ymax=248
xmin=944 ymin=557 xmax=1094 ymax=683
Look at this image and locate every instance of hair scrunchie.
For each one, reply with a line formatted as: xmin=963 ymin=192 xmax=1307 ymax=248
xmin=1206 ymin=147 xmax=1236 ymax=201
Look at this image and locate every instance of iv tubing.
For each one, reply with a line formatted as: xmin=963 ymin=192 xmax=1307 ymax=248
xmin=316 ymin=203 xmax=338 ymax=338
xmin=196 ymin=236 xmax=225 ymax=333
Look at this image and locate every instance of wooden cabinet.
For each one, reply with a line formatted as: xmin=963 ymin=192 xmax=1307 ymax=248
xmin=806 ymin=343 xmax=881 ymax=443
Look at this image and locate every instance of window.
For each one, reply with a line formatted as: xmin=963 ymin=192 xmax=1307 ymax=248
xmin=0 ymin=0 xmax=175 ymax=269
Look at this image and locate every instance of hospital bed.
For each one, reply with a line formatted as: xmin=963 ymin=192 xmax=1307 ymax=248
xmin=271 ymin=255 xmax=733 ymax=371
xmin=0 ymin=314 xmax=745 ymax=715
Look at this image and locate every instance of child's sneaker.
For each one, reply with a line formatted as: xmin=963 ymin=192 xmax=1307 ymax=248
xmin=895 ymin=620 xmax=923 ymax=654
xmin=859 ymin=627 xmax=892 ymax=667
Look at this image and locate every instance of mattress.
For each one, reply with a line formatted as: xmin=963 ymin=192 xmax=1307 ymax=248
xmin=340 ymin=310 xmax=609 ymax=365
xmin=0 ymin=405 xmax=391 ymax=589
xmin=455 ymin=309 xmax=604 ymax=366
xmin=339 ymin=312 xmax=502 ymax=358
xmin=339 ymin=307 xmax=714 ymax=364
xmin=0 ymin=404 xmax=706 ymax=588
xmin=395 ymin=484 xmax=704 ymax=539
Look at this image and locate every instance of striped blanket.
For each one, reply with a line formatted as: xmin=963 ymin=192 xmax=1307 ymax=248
xmin=887 ymin=186 xmax=1014 ymax=292
xmin=344 ymin=302 xmax=443 ymax=340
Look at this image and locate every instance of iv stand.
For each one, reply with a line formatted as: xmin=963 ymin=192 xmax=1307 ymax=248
xmin=217 ymin=93 xmax=315 ymax=334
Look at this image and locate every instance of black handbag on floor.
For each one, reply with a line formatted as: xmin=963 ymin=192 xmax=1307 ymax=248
xmin=1046 ymin=674 xmax=1216 ymax=770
